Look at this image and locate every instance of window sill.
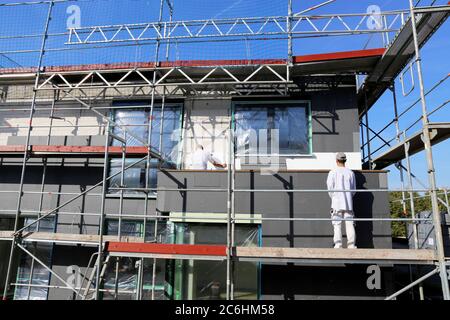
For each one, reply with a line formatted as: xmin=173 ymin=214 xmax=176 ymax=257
xmin=106 ymin=193 xmax=157 ymax=200
xmin=236 ymin=153 xmax=314 ymax=157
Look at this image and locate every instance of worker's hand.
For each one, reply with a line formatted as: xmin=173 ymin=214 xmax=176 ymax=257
xmin=213 ymin=162 xmax=227 ymax=169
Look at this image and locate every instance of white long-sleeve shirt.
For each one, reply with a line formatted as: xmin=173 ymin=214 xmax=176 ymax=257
xmin=190 ymin=149 xmax=221 ymax=170
xmin=327 ymin=167 xmax=356 ymax=211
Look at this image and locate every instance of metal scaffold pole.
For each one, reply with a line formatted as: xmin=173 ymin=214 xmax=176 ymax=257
xmin=95 ymin=122 xmax=110 ymax=300
xmin=287 ymin=0 xmax=293 ymax=82
xmin=364 ymin=91 xmax=372 ymax=169
xmin=1 ymin=0 xmax=54 ymax=300
xmin=408 ymin=0 xmax=450 ymax=300
xmin=391 ymin=83 xmax=424 ymax=300
xmin=226 ymin=125 xmax=233 ymax=300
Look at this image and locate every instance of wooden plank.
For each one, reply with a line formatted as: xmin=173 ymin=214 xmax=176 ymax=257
xmin=0 ymin=145 xmax=148 ymax=158
xmin=235 ymin=247 xmax=436 ymax=263
xmin=0 ymin=231 xmax=437 ymax=264
xmin=0 ymin=231 xmax=143 ymax=244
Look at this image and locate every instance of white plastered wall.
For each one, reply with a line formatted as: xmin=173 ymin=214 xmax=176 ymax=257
xmin=181 ymin=98 xmax=362 ymax=170
xmin=0 ymin=102 xmax=107 ymax=145
xmin=182 ymin=98 xmax=231 ymax=169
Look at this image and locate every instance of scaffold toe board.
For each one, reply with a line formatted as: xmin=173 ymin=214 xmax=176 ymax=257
xmin=105 ymin=242 xmax=228 ymax=261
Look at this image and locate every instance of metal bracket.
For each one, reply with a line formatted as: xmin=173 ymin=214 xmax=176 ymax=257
xmin=400 ymin=61 xmax=415 ymax=97
xmin=420 ymin=129 xmax=438 ymax=143
xmin=404 ymin=141 xmax=410 ymax=153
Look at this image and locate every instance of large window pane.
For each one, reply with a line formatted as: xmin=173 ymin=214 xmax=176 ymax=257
xmin=235 ymin=108 xmax=267 ymax=155
xmin=113 ymin=110 xmax=148 ymax=147
xmin=235 ymin=103 xmax=310 ymax=155
xmin=169 ymin=223 xmax=260 ymax=300
xmin=274 ymin=107 xmax=309 ymax=154
xmin=14 ymin=218 xmax=55 ymax=300
xmin=102 ymin=220 xmax=167 ymax=300
xmin=108 ymin=103 xmax=182 ymax=195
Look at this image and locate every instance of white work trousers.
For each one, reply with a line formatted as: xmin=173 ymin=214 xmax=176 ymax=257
xmin=331 ymin=210 xmax=356 ymax=248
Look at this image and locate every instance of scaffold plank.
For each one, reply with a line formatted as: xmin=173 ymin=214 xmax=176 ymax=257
xmin=235 ymin=247 xmax=436 ymax=264
xmin=0 ymin=145 xmax=148 ymax=158
xmin=368 ymin=122 xmax=450 ymax=169
xmin=359 ymin=8 xmax=450 ymax=114
xmin=0 ymin=231 xmax=143 ymax=245
xmin=0 ymin=232 xmax=437 ymax=264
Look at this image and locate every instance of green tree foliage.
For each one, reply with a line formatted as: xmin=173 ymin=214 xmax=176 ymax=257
xmin=389 ymin=190 xmax=449 ymax=238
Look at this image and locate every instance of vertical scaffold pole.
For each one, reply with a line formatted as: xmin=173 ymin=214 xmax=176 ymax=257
xmin=26 ymin=90 xmax=58 ymax=300
xmin=287 ymin=0 xmax=293 ymax=86
xmin=114 ymin=130 xmax=127 ymax=300
xmin=2 ymin=0 xmax=54 ymax=300
xmin=226 ymin=124 xmax=233 ymax=300
xmin=391 ymin=84 xmax=413 ymax=299
xmin=95 ymin=122 xmax=111 ymax=300
xmin=138 ymin=0 xmax=166 ymax=300
xmin=403 ymin=130 xmax=424 ymax=300
xmin=408 ymin=0 xmax=450 ymax=300
xmin=392 ymin=84 xmax=424 ymax=300
xmin=230 ymin=108 xmax=236 ymax=300
xmin=364 ymin=92 xmax=372 ymax=169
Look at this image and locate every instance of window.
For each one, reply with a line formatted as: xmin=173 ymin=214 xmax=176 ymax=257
xmin=105 ymin=219 xmax=166 ymax=242
xmin=167 ymin=223 xmax=260 ymax=300
xmin=234 ymin=102 xmax=311 ymax=155
xmin=14 ymin=218 xmax=55 ymax=300
xmin=108 ymin=103 xmax=183 ymax=195
xmin=102 ymin=220 xmax=167 ymax=300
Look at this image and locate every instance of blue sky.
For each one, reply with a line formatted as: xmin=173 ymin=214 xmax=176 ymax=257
xmin=0 ymin=0 xmax=448 ymax=189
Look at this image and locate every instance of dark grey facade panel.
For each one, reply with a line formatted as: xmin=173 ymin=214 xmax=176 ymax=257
xmin=47 ymin=245 xmax=97 ymax=300
xmin=260 ymin=264 xmax=394 ymax=300
xmin=310 ymin=88 xmax=359 ymax=153
xmin=157 ymin=170 xmax=391 ymax=249
xmin=0 ymin=166 xmax=157 ymax=233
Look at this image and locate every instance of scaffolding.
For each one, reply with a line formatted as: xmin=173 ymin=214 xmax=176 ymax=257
xmin=0 ymin=0 xmax=448 ymax=300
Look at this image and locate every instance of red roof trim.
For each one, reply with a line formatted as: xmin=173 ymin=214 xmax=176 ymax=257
xmin=105 ymin=242 xmax=227 ymax=257
xmin=0 ymin=48 xmax=385 ymax=75
xmin=293 ymin=48 xmax=386 ymax=64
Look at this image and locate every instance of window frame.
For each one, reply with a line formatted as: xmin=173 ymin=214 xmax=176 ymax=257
xmin=232 ymin=100 xmax=313 ymax=156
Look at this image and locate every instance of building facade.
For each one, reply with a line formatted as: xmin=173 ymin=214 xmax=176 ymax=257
xmin=0 ymin=61 xmax=393 ymax=300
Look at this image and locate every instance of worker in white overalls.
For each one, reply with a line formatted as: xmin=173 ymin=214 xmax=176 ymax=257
xmin=190 ymin=145 xmax=226 ymax=170
xmin=327 ymin=152 xmax=357 ymax=249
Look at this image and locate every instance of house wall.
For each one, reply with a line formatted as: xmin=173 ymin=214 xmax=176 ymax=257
xmin=0 ymin=84 xmax=388 ymax=300
xmin=0 ymin=87 xmax=362 ymax=171
xmin=157 ymin=169 xmax=393 ymax=300
xmin=181 ymin=88 xmax=361 ymax=171
xmin=157 ymin=170 xmax=391 ymax=249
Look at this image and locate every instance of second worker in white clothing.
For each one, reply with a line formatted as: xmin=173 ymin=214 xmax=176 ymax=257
xmin=190 ymin=145 xmax=226 ymax=170
xmin=327 ymin=152 xmax=357 ymax=249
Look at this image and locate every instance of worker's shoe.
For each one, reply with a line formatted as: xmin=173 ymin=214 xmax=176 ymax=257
xmin=347 ymin=244 xmax=357 ymax=249
xmin=334 ymin=244 xmax=343 ymax=249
